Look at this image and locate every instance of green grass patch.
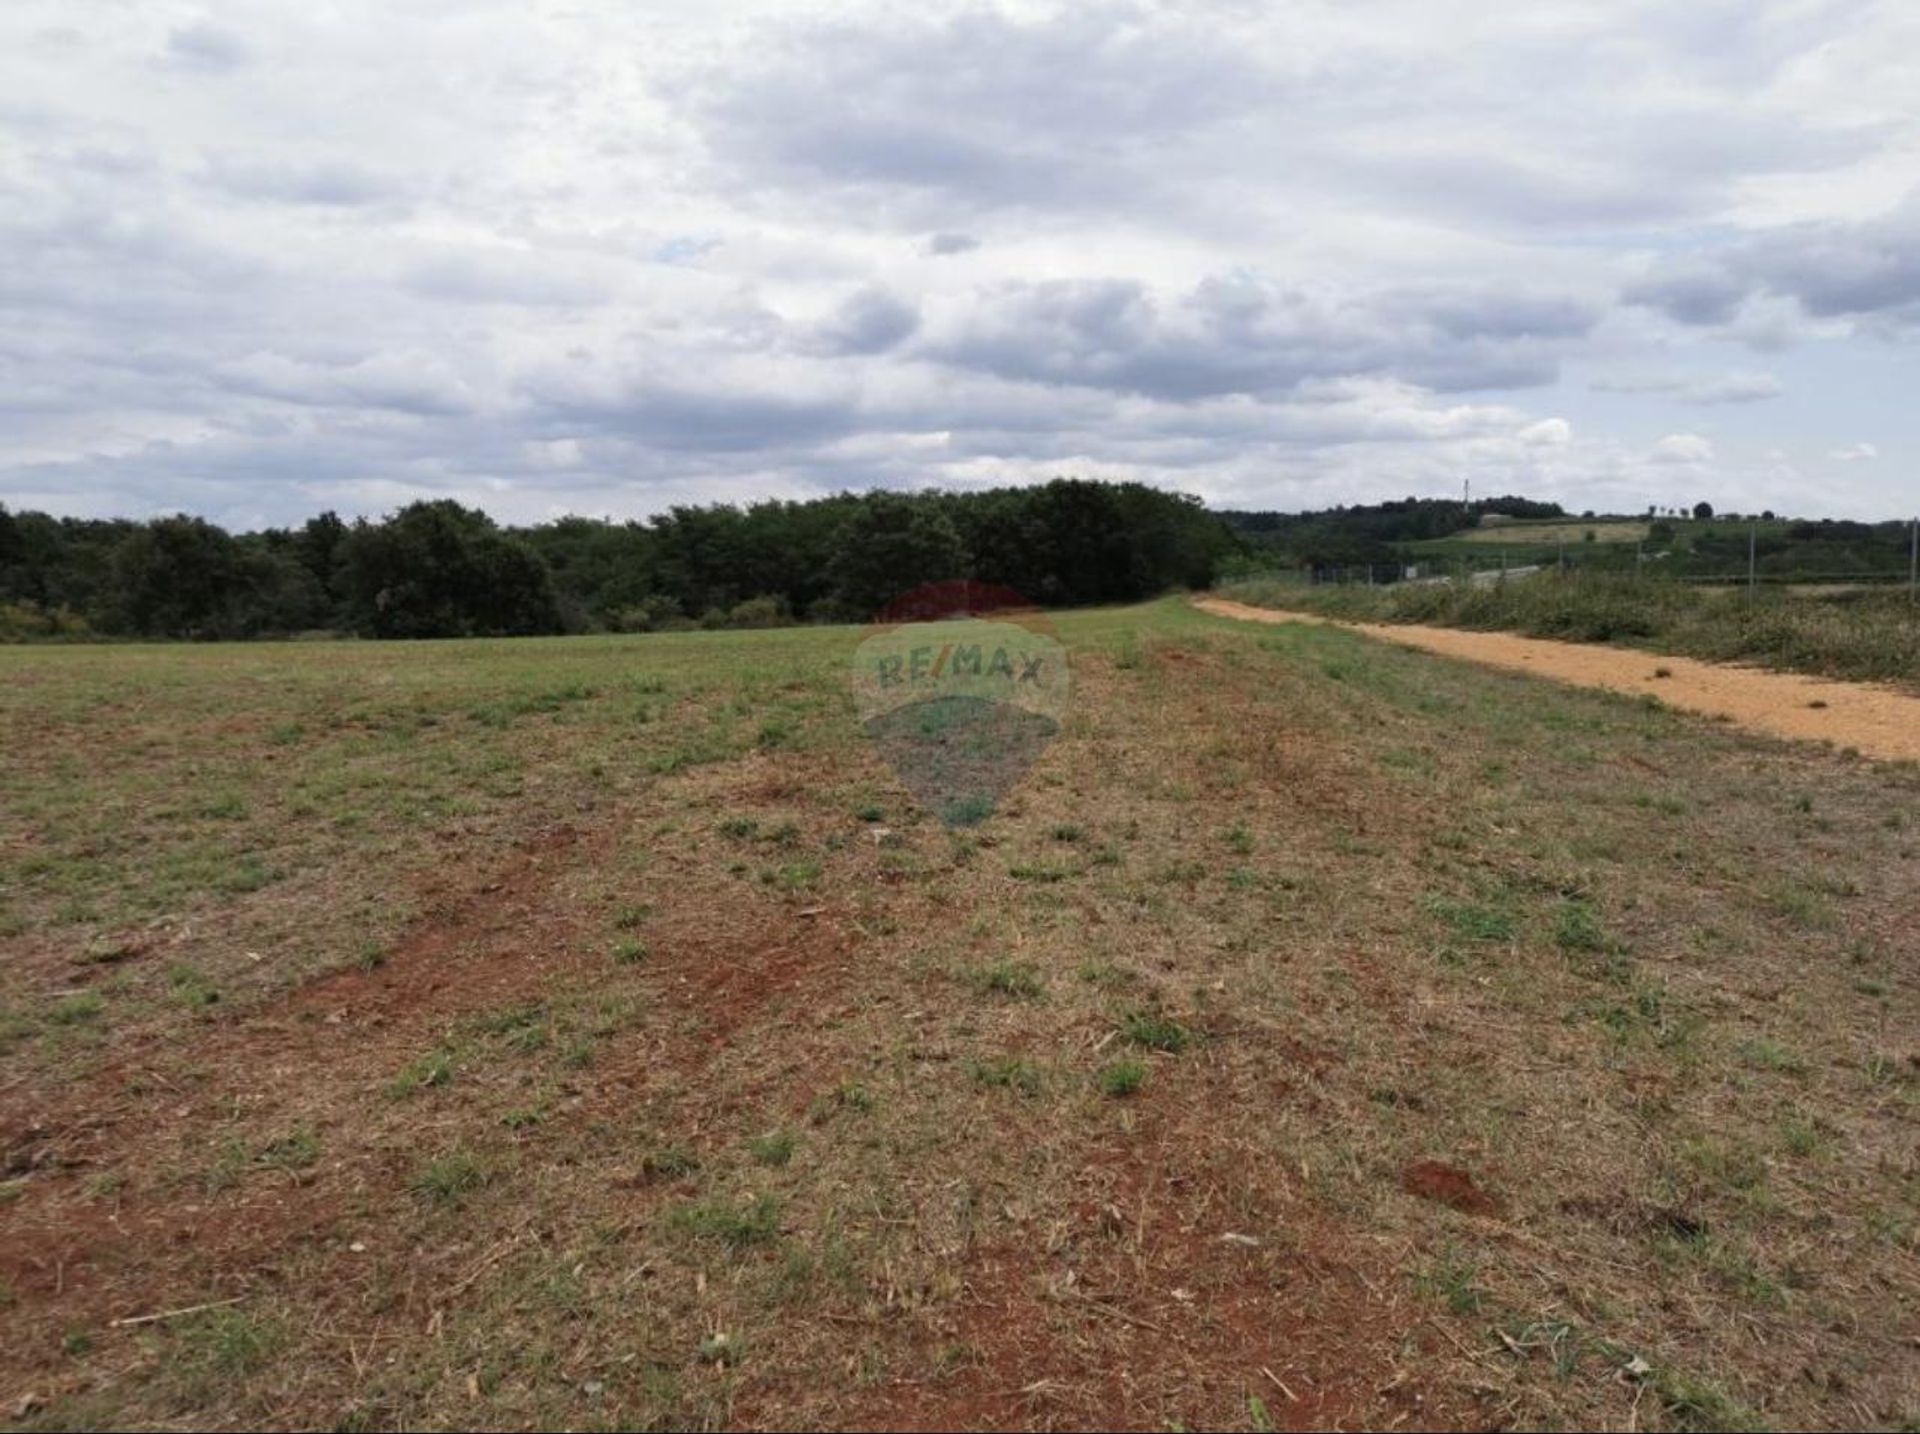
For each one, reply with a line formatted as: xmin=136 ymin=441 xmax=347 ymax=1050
xmin=748 ymin=1130 xmax=798 ymax=1167
xmin=967 ymin=1055 xmax=1043 ymax=1096
xmin=410 ymin=1148 xmax=489 ymax=1206
xmin=667 ymin=1193 xmax=782 ymax=1248
xmin=1119 ymin=1009 xmax=1192 ymax=1053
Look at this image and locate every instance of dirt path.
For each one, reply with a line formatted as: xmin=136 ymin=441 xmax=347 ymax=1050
xmin=1195 ymin=596 xmax=1920 ymax=763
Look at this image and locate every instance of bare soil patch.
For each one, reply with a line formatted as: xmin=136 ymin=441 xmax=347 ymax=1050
xmin=1401 ymin=1160 xmax=1501 ymax=1217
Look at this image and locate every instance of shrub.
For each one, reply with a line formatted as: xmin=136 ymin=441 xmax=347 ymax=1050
xmin=726 ymin=595 xmax=792 ymax=629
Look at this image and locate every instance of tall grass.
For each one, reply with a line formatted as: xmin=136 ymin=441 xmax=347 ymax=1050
xmin=1221 ymin=570 xmax=1920 ymax=689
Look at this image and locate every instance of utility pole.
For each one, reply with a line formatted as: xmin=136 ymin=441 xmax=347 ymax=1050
xmin=1748 ymin=523 xmax=1758 ymax=600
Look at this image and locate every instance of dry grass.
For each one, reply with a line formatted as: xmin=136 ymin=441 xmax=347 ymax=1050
xmin=1452 ymin=520 xmax=1652 ymax=546
xmin=1 ymin=599 xmax=1916 ymax=1431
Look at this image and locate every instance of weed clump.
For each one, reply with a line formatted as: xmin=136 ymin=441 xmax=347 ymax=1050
xmin=1119 ymin=1009 xmax=1192 ymax=1053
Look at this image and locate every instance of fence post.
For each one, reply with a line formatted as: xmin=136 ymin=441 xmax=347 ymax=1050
xmin=1748 ymin=524 xmax=1757 ymax=601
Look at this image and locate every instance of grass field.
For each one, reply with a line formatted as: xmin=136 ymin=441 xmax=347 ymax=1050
xmin=1417 ymin=520 xmax=1653 ymax=549
xmin=3 ymin=600 xmax=1917 ymax=1430
xmin=1222 ymin=570 xmax=1920 ymax=691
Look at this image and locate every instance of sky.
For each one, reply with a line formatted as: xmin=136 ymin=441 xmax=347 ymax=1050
xmin=2 ymin=0 xmax=1917 ymax=530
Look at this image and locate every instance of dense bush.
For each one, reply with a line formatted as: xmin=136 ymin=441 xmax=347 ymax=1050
xmin=0 ymin=601 xmax=92 ymax=642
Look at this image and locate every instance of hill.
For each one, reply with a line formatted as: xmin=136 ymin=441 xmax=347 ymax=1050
xmin=1222 ymin=501 xmax=1916 ymax=586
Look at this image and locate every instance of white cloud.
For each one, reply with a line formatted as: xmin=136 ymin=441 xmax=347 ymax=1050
xmin=0 ymin=0 xmax=1913 ymax=525
xmin=1590 ymin=371 xmax=1783 ymax=405
xmin=1519 ymin=418 xmax=1572 ymax=445
xmin=1828 ymin=442 xmax=1878 ymax=461
xmin=1651 ymin=432 xmax=1715 ymax=464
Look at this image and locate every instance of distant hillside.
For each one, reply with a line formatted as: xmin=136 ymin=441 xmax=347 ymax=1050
xmin=1220 ymin=499 xmax=1916 ymax=585
xmin=1217 ymin=496 xmax=1565 ymax=567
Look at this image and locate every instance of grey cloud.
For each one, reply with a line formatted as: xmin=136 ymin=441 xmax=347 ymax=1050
xmin=809 ymin=288 xmax=919 ymax=355
xmin=202 ymin=159 xmax=401 ymax=208
xmin=694 ymin=5 xmax=1267 ymax=217
xmin=0 ymin=201 xmax=274 ymax=335
xmin=1591 ymin=371 xmax=1783 ymax=404
xmin=693 ymin=1 xmax=1887 ymax=242
xmin=1623 ymin=265 xmax=1750 ymax=325
xmin=66 ymin=147 xmax=157 ymax=178
xmin=1626 ymin=194 xmax=1920 ymax=328
xmin=215 ymin=351 xmax=474 ymax=417
xmin=548 ymin=389 xmax=856 ymax=453
xmin=1347 ymin=152 xmax=1709 ymax=231
xmin=1413 ymin=288 xmax=1595 ymax=341
xmin=924 ymin=274 xmax=1598 ymax=400
xmin=1745 ymin=200 xmax=1920 ymax=320
xmin=1678 ymin=373 xmax=1785 ymax=405
xmin=926 ymin=232 xmax=979 ymax=256
xmin=400 ymin=252 xmax=604 ymax=307
xmin=517 ymin=367 xmax=857 ymax=453
xmin=164 ymin=22 xmax=250 ymax=74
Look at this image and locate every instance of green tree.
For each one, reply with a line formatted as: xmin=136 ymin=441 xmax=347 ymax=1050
xmin=829 ymin=493 xmax=968 ymax=617
xmin=109 ymin=516 xmax=256 ymax=638
xmin=0 ymin=504 xmax=19 ymax=584
xmin=295 ymin=512 xmax=347 ymax=602
xmin=340 ymin=501 xmax=562 ymax=638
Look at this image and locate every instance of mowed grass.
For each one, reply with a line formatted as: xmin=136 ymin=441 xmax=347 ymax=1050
xmin=0 ymin=625 xmax=855 ymax=1058
xmin=1 ymin=599 xmax=1917 ymax=1431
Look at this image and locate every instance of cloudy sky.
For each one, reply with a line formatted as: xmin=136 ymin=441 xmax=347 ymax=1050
xmin=3 ymin=0 xmax=1917 ymax=528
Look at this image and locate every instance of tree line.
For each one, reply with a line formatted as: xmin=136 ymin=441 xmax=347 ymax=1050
xmin=0 ymin=479 xmax=1237 ymax=641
